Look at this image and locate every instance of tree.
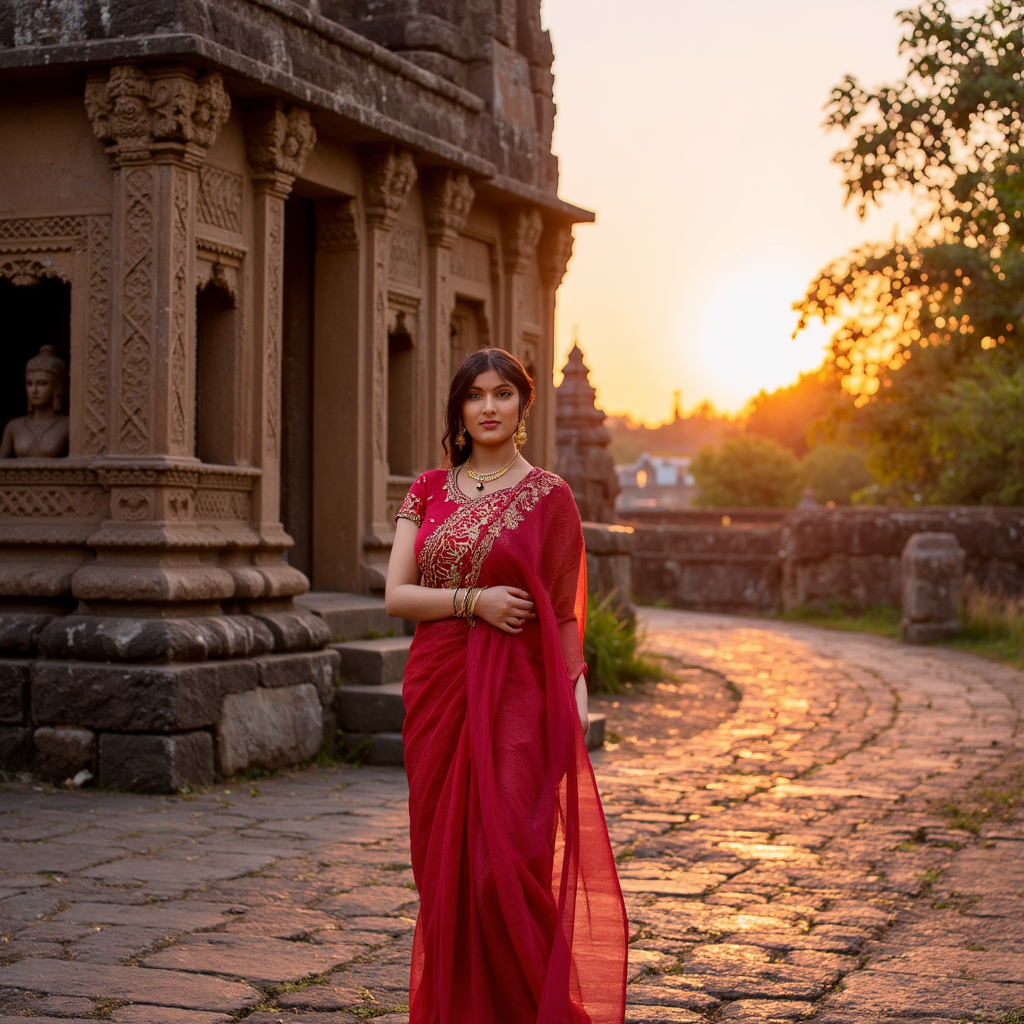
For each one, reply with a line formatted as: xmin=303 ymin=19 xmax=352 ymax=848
xmin=795 ymin=1 xmax=1024 ymax=503
xmin=743 ymin=370 xmax=853 ymax=455
xmin=691 ymin=435 xmax=805 ymax=508
xmin=803 ymin=444 xmax=875 ymax=505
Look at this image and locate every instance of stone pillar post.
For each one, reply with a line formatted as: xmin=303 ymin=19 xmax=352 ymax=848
xmin=540 ymin=222 xmax=574 ymax=473
xmin=901 ymin=532 xmax=965 ymax=642
xmin=244 ymin=101 xmax=317 ymax=601
xmin=422 ymin=169 xmax=475 ymax=468
xmin=360 ymin=146 xmax=417 ymax=589
xmin=312 ymin=197 xmax=363 ymax=590
xmin=501 ymin=207 xmax=544 ymax=460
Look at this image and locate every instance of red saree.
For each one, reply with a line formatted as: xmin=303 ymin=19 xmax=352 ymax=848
xmin=397 ymin=466 xmax=627 ymax=1024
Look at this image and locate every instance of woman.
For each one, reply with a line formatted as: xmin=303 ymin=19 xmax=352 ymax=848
xmin=385 ymin=349 xmax=627 ymax=1024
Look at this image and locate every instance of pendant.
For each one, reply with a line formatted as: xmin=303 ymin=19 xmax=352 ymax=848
xmin=476 ymin=481 xmax=485 ymax=492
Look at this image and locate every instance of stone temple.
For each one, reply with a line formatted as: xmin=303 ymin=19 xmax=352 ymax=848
xmin=0 ymin=0 xmax=592 ymax=788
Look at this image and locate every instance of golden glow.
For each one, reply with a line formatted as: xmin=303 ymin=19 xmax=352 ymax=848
xmin=543 ymin=0 xmax=922 ymax=423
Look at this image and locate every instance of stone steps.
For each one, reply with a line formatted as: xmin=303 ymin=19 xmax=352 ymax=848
xmin=329 ymin=636 xmax=412 ymax=687
xmin=295 ymin=592 xmax=410 ymax=642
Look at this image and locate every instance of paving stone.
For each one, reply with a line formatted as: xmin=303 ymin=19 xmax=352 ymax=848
xmin=109 ymin=1008 xmax=233 ymax=1024
xmin=625 ymin=1009 xmax=704 ymax=1024
xmin=70 ymin=924 xmax=182 ymax=963
xmin=316 ymin=885 xmax=418 ymax=917
xmin=0 ymin=958 xmax=259 ymax=1012
xmin=243 ymin=1014 xmax=360 ymax=1024
xmin=56 ymin=901 xmax=235 ymax=931
xmin=277 ymin=982 xmax=368 ymax=1008
xmin=144 ymin=933 xmax=357 ymax=984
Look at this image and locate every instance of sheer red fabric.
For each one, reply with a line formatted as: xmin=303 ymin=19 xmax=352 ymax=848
xmin=398 ymin=467 xmax=627 ymax=1024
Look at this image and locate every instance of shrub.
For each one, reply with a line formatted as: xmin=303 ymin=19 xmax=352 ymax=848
xmin=803 ymin=444 xmax=874 ymax=505
xmin=583 ymin=592 xmax=663 ymax=694
xmin=960 ymin=578 xmax=1024 ymax=653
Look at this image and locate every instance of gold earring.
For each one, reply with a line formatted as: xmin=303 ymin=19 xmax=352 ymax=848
xmin=514 ymin=417 xmax=527 ymax=448
xmin=455 ymin=421 xmax=466 ymax=449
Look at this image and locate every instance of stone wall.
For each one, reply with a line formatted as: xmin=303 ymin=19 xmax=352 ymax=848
xmin=626 ymin=507 xmax=1024 ymax=614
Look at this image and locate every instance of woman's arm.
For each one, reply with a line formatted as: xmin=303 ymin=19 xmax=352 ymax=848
xmin=384 ymin=518 xmax=537 ymax=631
xmin=385 ymin=519 xmax=461 ymax=621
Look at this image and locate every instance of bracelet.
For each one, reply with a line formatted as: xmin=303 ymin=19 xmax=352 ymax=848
xmin=465 ymin=586 xmax=483 ymax=626
xmin=453 ymin=587 xmax=461 ymax=618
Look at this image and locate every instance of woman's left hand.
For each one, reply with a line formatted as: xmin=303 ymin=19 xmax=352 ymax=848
xmin=574 ymin=674 xmax=589 ymax=738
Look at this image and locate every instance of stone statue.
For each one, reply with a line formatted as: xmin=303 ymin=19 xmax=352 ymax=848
xmin=0 ymin=345 xmax=70 ymax=458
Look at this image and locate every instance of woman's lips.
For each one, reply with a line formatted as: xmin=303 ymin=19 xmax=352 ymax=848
xmin=481 ymin=421 xmax=500 ymax=427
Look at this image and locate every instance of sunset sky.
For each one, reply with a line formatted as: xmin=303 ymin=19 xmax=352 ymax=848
xmin=540 ymin=0 xmax=960 ymax=423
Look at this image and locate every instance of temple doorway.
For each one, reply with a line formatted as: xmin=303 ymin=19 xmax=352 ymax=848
xmin=281 ymin=195 xmax=315 ymax=579
xmin=0 ymin=277 xmax=71 ymax=441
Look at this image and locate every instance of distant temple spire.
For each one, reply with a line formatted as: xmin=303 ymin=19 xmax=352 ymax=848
xmin=555 ymin=337 xmax=620 ymax=523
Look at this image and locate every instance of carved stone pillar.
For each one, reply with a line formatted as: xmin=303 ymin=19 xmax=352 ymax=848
xmin=361 ymin=146 xmax=417 ymax=589
xmin=540 ymin=222 xmax=575 ymax=473
xmin=312 ymin=197 xmax=364 ymax=590
xmin=422 ymin=169 xmax=475 ymax=469
xmin=501 ymin=206 xmax=544 ymax=459
xmin=78 ymin=63 xmax=233 ymax=606
xmin=244 ymin=101 xmax=317 ymax=601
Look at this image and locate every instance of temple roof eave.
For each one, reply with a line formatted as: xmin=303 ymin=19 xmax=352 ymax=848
xmin=0 ymin=24 xmax=594 ymax=223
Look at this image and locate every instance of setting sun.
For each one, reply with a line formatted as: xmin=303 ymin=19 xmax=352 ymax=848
xmin=543 ymin=0 xmax=923 ymax=422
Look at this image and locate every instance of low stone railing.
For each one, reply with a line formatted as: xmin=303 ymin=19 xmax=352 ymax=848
xmin=622 ymin=506 xmax=1024 ymax=614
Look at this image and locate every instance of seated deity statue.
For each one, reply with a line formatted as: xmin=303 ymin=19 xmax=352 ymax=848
xmin=0 ymin=345 xmax=70 ymax=458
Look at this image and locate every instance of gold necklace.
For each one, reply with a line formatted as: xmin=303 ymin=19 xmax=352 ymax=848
xmin=465 ymin=451 xmax=520 ymax=492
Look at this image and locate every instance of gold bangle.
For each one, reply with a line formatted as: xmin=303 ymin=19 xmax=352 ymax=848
xmin=466 ymin=586 xmax=483 ymax=625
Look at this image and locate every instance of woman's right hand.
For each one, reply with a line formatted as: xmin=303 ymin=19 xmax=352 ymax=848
xmin=472 ymin=587 xmax=536 ymax=633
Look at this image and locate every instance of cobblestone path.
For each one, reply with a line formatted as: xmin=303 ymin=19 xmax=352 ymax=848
xmin=2 ymin=609 xmax=1023 ymax=1024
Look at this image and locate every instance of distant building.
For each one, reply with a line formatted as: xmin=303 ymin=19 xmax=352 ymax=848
xmin=617 ymin=453 xmax=696 ymax=513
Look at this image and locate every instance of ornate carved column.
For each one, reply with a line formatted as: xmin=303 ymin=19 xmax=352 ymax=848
xmin=501 ymin=206 xmax=544 ymax=460
xmin=422 ymin=169 xmax=475 ymax=469
xmin=539 ymin=222 xmax=575 ymax=473
xmin=79 ymin=63 xmax=233 ymax=606
xmin=312 ymin=197 xmax=364 ymax=590
xmin=85 ymin=64 xmax=229 ymax=463
xmin=360 ymin=146 xmax=416 ymax=589
xmin=244 ymin=101 xmax=317 ymax=600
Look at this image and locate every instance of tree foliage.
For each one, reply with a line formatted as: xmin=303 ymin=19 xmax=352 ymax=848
xmin=795 ymin=1 xmax=1024 ymax=505
xmin=803 ymin=444 xmax=875 ymax=505
xmin=744 ymin=370 xmax=853 ymax=455
xmin=692 ymin=435 xmax=805 ymax=508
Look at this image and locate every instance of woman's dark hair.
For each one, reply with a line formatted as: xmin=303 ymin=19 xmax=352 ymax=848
xmin=442 ymin=348 xmax=535 ymax=466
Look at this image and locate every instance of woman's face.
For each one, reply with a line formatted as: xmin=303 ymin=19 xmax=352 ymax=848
xmin=462 ymin=369 xmax=520 ymax=448
xmin=25 ymin=371 xmax=55 ymax=412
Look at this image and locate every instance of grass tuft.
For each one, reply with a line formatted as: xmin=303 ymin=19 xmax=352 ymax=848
xmin=584 ymin=592 xmax=665 ymax=694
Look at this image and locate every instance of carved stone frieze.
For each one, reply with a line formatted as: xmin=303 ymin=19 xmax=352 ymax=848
xmin=0 ymin=257 xmax=66 ymax=285
xmin=501 ymin=207 xmax=544 ymax=274
xmin=422 ymin=169 xmax=475 ymax=246
xmin=362 ymin=146 xmax=417 ymax=227
xmin=169 ymin=165 xmax=192 ymax=456
xmin=315 ymin=198 xmax=360 ymax=252
xmin=112 ymin=489 xmax=153 ymax=522
xmin=197 ymin=166 xmax=244 ymax=233
xmin=85 ymin=65 xmax=230 ymax=165
xmin=540 ymin=222 xmax=575 ymax=289
xmin=245 ymin=101 xmax=317 ymax=191
xmin=0 ymin=489 xmax=105 ymax=519
xmin=85 ymin=217 xmax=112 ymax=455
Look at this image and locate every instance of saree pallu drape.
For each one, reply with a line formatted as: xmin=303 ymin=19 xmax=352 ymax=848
xmin=398 ymin=467 xmax=627 ymax=1024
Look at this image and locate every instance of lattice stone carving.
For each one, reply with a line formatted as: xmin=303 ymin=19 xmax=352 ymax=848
xmin=452 ymin=236 xmax=491 ymax=283
xmin=0 ymin=488 xmax=104 ymax=518
xmin=195 ymin=490 xmax=251 ymax=520
xmin=198 ymin=166 xmax=243 ymax=233
xmin=390 ymin=225 xmax=421 ymax=287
